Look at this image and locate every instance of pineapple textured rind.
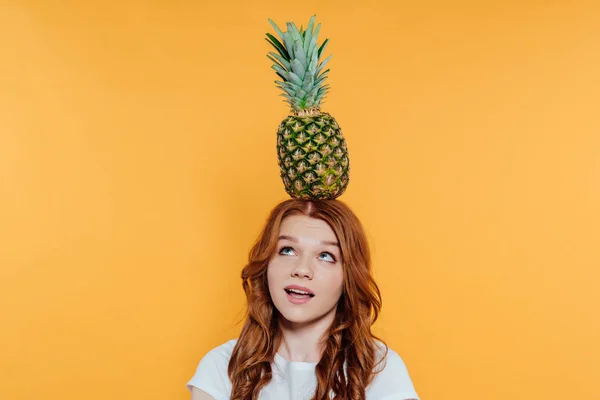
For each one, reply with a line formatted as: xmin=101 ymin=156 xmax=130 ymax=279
xmin=276 ymin=111 xmax=349 ymax=200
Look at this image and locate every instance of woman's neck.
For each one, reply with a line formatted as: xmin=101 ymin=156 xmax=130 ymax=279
xmin=276 ymin=308 xmax=337 ymax=363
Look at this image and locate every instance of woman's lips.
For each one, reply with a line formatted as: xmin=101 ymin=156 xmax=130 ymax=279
xmin=285 ymin=290 xmax=313 ymax=304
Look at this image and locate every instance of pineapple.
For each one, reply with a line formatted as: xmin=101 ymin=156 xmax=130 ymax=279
xmin=266 ymin=15 xmax=349 ymax=200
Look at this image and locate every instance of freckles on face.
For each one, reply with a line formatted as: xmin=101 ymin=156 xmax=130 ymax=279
xmin=266 ymin=215 xmax=344 ymax=323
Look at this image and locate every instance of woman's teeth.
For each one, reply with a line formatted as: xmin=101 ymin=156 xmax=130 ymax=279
xmin=285 ymin=289 xmax=314 ymax=298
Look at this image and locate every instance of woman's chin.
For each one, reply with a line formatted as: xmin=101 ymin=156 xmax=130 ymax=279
xmin=279 ymin=314 xmax=318 ymax=328
xmin=277 ymin=308 xmax=315 ymax=324
xmin=275 ymin=303 xmax=337 ymax=327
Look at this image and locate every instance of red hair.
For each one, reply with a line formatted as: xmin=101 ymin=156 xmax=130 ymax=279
xmin=228 ymin=199 xmax=388 ymax=399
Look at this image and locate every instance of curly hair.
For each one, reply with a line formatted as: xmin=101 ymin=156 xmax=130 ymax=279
xmin=227 ymin=199 xmax=388 ymax=399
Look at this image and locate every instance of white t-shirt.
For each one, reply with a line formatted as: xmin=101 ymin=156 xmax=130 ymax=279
xmin=187 ymin=339 xmax=420 ymax=400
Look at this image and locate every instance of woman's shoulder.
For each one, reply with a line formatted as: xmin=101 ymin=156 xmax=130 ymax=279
xmin=367 ymin=339 xmax=420 ymax=399
xmin=204 ymin=338 xmax=238 ymax=359
xmin=371 ymin=339 xmax=414 ymax=376
xmin=195 ymin=338 xmax=239 ymax=369
xmin=186 ymin=339 xmax=238 ymax=396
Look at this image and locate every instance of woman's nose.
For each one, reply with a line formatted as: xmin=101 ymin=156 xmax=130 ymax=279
xmin=291 ymin=256 xmax=313 ymax=279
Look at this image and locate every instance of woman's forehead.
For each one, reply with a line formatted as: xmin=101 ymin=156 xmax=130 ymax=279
xmin=279 ymin=215 xmax=338 ymax=243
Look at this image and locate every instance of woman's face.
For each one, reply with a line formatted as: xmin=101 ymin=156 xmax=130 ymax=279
xmin=267 ymin=214 xmax=344 ymax=326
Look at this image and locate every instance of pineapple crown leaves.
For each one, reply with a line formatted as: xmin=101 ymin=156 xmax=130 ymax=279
xmin=266 ymin=15 xmax=332 ymax=111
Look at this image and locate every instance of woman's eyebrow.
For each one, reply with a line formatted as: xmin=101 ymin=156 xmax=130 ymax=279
xmin=278 ymin=235 xmax=340 ymax=247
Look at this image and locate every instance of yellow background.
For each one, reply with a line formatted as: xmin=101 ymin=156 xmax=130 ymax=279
xmin=1 ymin=1 xmax=599 ymax=399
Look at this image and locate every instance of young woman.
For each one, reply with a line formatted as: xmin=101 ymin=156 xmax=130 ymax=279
xmin=187 ymin=199 xmax=420 ymax=400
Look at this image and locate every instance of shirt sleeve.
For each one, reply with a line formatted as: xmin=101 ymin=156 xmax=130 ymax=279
xmin=367 ymin=347 xmax=420 ymax=400
xmin=186 ymin=347 xmax=232 ymax=400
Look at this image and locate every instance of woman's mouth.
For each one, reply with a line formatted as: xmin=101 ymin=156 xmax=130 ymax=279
xmin=285 ymin=289 xmax=314 ymax=304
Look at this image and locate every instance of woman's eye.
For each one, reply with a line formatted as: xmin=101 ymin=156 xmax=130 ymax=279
xmin=319 ymin=252 xmax=336 ymax=263
xmin=279 ymin=246 xmax=295 ymax=256
xmin=278 ymin=247 xmax=336 ymax=262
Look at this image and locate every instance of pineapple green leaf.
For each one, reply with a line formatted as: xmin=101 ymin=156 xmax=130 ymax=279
xmin=304 ymin=15 xmax=316 ymax=48
xmin=268 ymin=51 xmax=291 ymax=69
xmin=316 ymin=55 xmax=332 ymax=75
xmin=314 ymin=69 xmax=330 ymax=87
xmin=287 ymin=71 xmax=304 ymax=86
xmin=307 ymin=85 xmax=320 ymax=99
xmin=293 ymin=40 xmax=307 ymax=69
xmin=316 ymin=68 xmax=330 ymax=80
xmin=316 ymin=93 xmax=328 ymax=103
xmin=313 ymin=23 xmax=321 ymax=43
xmin=306 ymin=89 xmax=317 ymax=104
xmin=307 ymin=15 xmax=316 ymax=33
xmin=275 ymin=81 xmax=299 ymax=92
xmin=267 ymin=55 xmax=286 ymax=72
xmin=317 ymin=38 xmax=329 ymax=58
xmin=271 ymin=64 xmax=288 ymax=77
xmin=306 ymin=36 xmax=317 ymax=62
xmin=307 ymin=59 xmax=317 ymax=76
xmin=280 ymin=93 xmax=295 ymax=106
xmin=317 ymin=85 xmax=330 ymax=96
xmin=282 ymin=32 xmax=294 ymax=57
xmin=282 ymin=80 xmax=303 ymax=92
xmin=315 ymin=70 xmax=329 ymax=85
xmin=302 ymin=73 xmax=314 ymax=91
xmin=266 ymin=34 xmax=290 ymax=60
xmin=287 ymin=22 xmax=302 ymax=42
xmin=268 ymin=19 xmax=286 ymax=43
xmin=290 ymin=59 xmax=305 ymax=79
xmin=309 ymin=45 xmax=319 ymax=67
xmin=317 ymin=88 xmax=330 ymax=98
xmin=276 ymin=83 xmax=296 ymax=97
